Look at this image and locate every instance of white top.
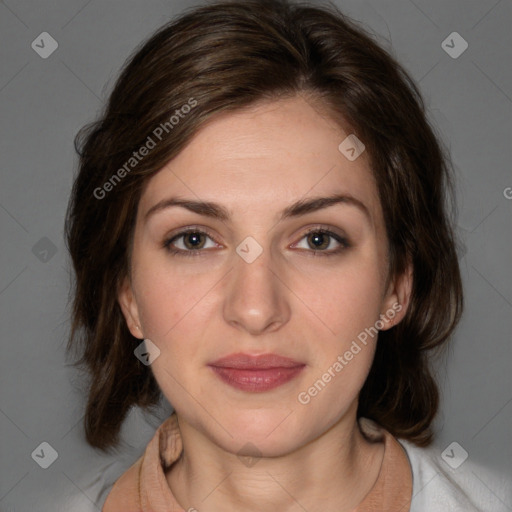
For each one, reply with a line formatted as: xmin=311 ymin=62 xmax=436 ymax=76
xmin=33 ymin=407 xmax=512 ymax=511
xmin=75 ymin=439 xmax=510 ymax=511
xmin=399 ymin=439 xmax=512 ymax=512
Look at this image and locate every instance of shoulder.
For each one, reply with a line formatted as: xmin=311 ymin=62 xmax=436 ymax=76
xmin=102 ymin=456 xmax=143 ymax=512
xmin=398 ymin=439 xmax=512 ymax=512
xmin=102 ymin=411 xmax=181 ymax=511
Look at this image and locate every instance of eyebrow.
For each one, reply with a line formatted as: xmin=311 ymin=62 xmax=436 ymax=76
xmin=144 ymin=193 xmax=370 ymax=223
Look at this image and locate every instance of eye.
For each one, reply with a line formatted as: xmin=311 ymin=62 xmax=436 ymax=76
xmin=163 ymin=228 xmax=220 ymax=256
xmin=163 ymin=227 xmax=349 ymax=257
xmin=292 ymin=228 xmax=349 ymax=255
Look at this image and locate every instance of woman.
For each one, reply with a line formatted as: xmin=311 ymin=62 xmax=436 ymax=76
xmin=65 ymin=1 xmax=506 ymax=510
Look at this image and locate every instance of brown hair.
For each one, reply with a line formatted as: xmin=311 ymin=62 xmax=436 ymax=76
xmin=65 ymin=0 xmax=463 ymax=452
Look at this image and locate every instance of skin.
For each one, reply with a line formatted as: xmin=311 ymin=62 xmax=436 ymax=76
xmin=118 ymin=94 xmax=412 ymax=512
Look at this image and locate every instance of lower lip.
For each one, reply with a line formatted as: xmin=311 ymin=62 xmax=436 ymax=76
xmin=209 ymin=366 xmax=305 ymax=392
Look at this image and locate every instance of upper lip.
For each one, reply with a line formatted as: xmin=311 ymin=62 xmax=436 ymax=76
xmin=209 ymin=353 xmax=304 ymax=369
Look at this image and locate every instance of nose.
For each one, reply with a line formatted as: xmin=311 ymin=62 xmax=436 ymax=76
xmin=222 ymin=244 xmax=291 ymax=336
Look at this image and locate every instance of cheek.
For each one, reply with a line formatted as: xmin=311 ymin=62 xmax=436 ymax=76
xmin=292 ymin=251 xmax=385 ymax=396
xmin=133 ymin=267 xmax=218 ymax=405
xmin=293 ymin=252 xmax=386 ymax=341
xmin=134 ymin=262 xmax=218 ymax=340
xmin=293 ymin=267 xmax=382 ymax=426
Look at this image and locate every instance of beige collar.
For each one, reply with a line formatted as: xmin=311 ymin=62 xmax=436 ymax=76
xmin=103 ymin=413 xmax=412 ymax=512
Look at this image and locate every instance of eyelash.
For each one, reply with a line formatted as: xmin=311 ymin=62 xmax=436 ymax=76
xmin=162 ymin=226 xmax=350 ymax=258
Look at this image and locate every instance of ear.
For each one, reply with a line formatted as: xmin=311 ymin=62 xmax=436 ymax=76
xmin=379 ymin=262 xmax=413 ymax=331
xmin=117 ymin=276 xmax=144 ymax=339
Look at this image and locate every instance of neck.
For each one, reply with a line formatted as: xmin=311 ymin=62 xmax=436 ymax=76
xmin=166 ymin=410 xmax=385 ymax=512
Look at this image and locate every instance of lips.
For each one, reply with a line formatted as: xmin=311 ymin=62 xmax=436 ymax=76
xmin=208 ymin=353 xmax=305 ymax=392
xmin=210 ymin=353 xmax=303 ymax=369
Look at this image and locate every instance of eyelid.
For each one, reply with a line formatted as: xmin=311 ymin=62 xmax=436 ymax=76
xmin=301 ymin=224 xmax=348 ymax=239
xmin=165 ymin=225 xmax=219 ymax=241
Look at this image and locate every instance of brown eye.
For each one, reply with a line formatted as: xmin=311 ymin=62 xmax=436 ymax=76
xmin=183 ymin=232 xmax=206 ymax=250
xmin=164 ymin=229 xmax=219 ymax=255
xmin=307 ymin=232 xmax=330 ymax=250
xmin=292 ymin=228 xmax=349 ymax=256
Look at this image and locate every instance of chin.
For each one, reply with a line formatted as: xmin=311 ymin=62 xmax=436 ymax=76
xmin=212 ymin=407 xmax=307 ymax=456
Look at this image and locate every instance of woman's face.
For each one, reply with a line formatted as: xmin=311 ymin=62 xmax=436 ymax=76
xmin=119 ymin=95 xmax=410 ymax=456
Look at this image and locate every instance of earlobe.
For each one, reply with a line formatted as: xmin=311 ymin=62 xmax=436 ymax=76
xmin=117 ymin=277 xmax=143 ymax=339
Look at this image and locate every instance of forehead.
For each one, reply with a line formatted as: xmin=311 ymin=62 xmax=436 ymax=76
xmin=139 ymin=96 xmax=381 ymax=221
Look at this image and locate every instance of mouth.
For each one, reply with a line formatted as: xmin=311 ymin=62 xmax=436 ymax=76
xmin=208 ymin=353 xmax=306 ymax=392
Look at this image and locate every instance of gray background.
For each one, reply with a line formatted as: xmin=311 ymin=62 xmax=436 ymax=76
xmin=0 ymin=0 xmax=511 ymax=510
